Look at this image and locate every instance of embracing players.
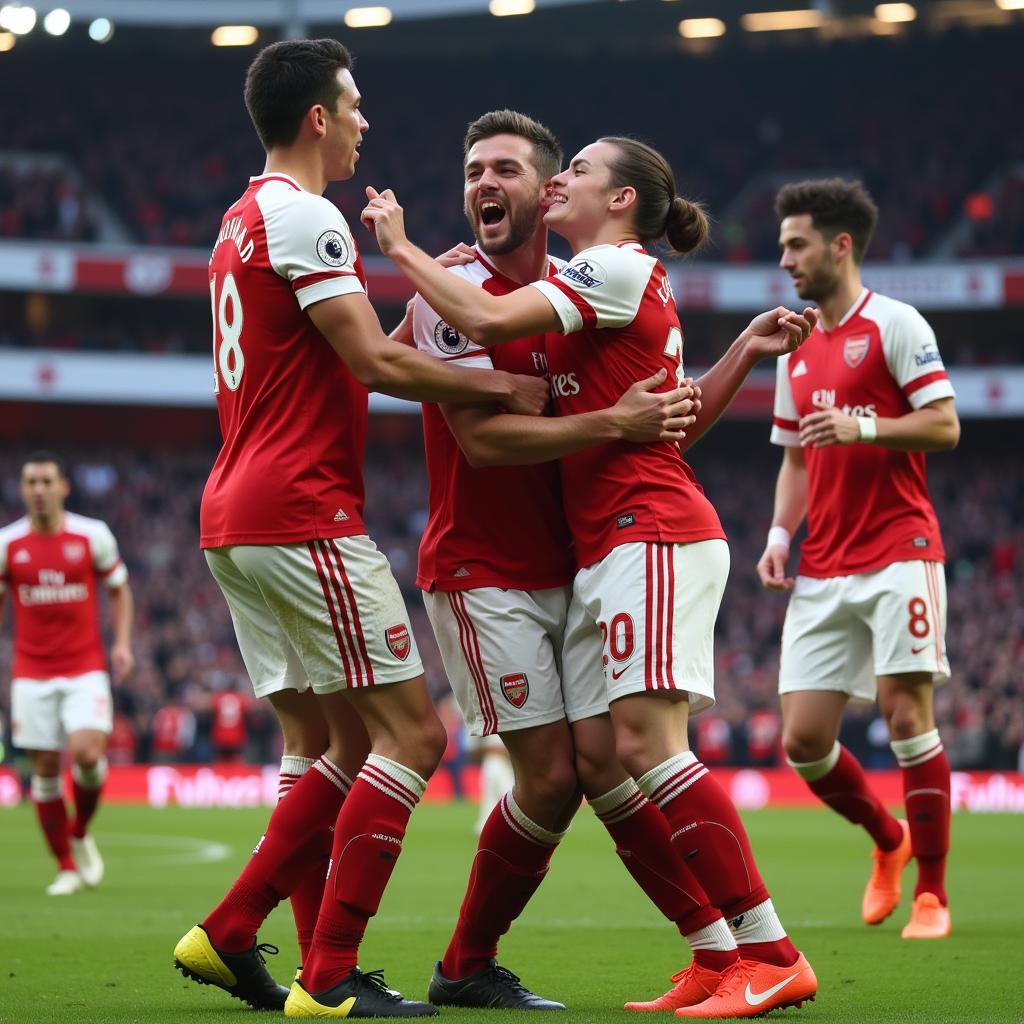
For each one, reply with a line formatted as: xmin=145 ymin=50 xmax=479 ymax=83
xmin=760 ymin=178 xmax=959 ymax=939
xmin=1 ymin=452 xmax=134 ymax=895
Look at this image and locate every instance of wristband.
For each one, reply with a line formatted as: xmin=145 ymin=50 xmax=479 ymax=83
xmin=857 ymin=416 xmax=878 ymax=443
xmin=767 ymin=526 xmax=791 ymax=551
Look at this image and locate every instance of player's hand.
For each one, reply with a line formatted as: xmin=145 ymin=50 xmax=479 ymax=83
xmin=613 ymin=368 xmax=698 ymax=443
xmin=743 ymin=306 xmax=818 ymax=361
xmin=757 ymin=544 xmax=794 ymax=591
xmin=435 ymin=242 xmax=476 ymax=268
xmin=681 ymin=376 xmax=703 ymax=415
xmin=799 ymin=397 xmax=861 ymax=447
xmin=110 ymin=642 xmax=135 ymax=683
xmin=361 ymin=186 xmax=408 ymax=257
xmin=503 ymin=372 xmax=549 ymax=416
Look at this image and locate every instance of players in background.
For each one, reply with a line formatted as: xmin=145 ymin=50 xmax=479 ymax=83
xmin=759 ymin=179 xmax=959 ymax=940
xmin=173 ymin=39 xmax=548 ymax=1018
xmin=365 ymin=136 xmax=819 ymax=1019
xmin=0 ymin=452 xmax=134 ymax=896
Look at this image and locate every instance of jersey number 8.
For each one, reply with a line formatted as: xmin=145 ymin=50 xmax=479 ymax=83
xmin=210 ymin=272 xmax=245 ymax=393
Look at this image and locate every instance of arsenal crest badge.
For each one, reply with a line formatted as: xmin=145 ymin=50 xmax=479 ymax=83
xmin=385 ymin=624 xmax=411 ymax=661
xmin=500 ymin=673 xmax=529 ymax=709
xmin=843 ymin=335 xmax=870 ymax=368
xmin=63 ymin=542 xmax=86 ymax=562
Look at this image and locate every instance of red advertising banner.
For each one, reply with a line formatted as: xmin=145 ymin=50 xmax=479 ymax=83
xmin=2 ymin=765 xmax=1023 ymax=813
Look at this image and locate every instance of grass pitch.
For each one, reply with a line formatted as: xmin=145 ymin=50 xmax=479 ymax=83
xmin=1 ymin=801 xmax=1021 ymax=1024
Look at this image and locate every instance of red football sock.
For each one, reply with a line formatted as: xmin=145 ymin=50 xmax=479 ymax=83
xmin=203 ymin=757 xmax=351 ymax=952
xmin=31 ymin=776 xmax=75 ymax=871
xmin=441 ymin=792 xmax=563 ymax=981
xmin=302 ymin=755 xmax=426 ymax=994
xmin=640 ymin=754 xmax=798 ymax=967
xmin=70 ymin=758 xmax=108 ymax=839
xmin=791 ymin=744 xmax=903 ymax=852
xmin=892 ymin=731 xmax=951 ymax=905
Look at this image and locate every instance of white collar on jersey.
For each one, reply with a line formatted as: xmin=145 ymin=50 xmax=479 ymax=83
xmin=248 ymin=171 xmax=303 ymax=191
xmin=837 ymin=287 xmax=870 ymax=327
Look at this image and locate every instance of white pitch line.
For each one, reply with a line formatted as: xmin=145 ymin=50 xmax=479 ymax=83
xmin=96 ymin=831 xmax=232 ymax=865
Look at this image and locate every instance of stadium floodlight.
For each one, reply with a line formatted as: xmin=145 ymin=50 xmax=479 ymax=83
xmin=211 ymin=25 xmax=258 ymax=46
xmin=875 ymin=3 xmax=916 ymax=21
xmin=87 ymin=16 xmax=112 ymax=41
xmin=0 ymin=29 xmax=14 ymax=49
xmin=489 ymin=0 xmax=536 ymax=15
xmin=996 ymin=0 xmax=1024 ymax=8
xmin=344 ymin=6 xmax=392 ymax=27
xmin=740 ymin=8 xmax=825 ymax=31
xmin=42 ymin=7 xmax=69 ymax=35
xmin=0 ymin=4 xmax=37 ymax=35
xmin=678 ymin=17 xmax=726 ymax=37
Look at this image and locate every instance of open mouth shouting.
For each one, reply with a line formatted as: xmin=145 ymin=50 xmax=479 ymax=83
xmin=477 ymin=198 xmax=508 ymax=231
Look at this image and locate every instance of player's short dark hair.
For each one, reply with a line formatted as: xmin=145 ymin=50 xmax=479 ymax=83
xmin=599 ymin=137 xmax=709 ymax=257
xmin=464 ymin=110 xmax=563 ymax=182
xmin=22 ymin=451 xmax=65 ymax=478
xmin=244 ymin=38 xmax=354 ymax=150
xmin=774 ymin=178 xmax=879 ymax=264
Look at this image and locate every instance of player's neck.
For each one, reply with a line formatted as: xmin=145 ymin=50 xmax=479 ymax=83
xmin=818 ymin=273 xmax=865 ymax=332
xmin=30 ymin=510 xmax=64 ymax=535
xmin=261 ymin=154 xmax=326 ymax=196
xmin=482 ymin=228 xmax=551 ymax=285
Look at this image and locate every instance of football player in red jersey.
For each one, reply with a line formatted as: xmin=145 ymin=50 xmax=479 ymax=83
xmin=173 ymin=39 xmax=551 ymax=1019
xmin=364 ymin=138 xmax=819 ymax=1019
xmin=1 ymin=452 xmax=134 ymax=897
xmin=759 ymin=179 xmax=959 ymax=940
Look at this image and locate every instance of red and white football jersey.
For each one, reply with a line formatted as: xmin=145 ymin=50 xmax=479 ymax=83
xmin=201 ymin=173 xmax=370 ymax=548
xmin=0 ymin=512 xmax=128 ymax=680
xmin=531 ymin=243 xmax=725 ymax=569
xmin=413 ymin=249 xmax=575 ymax=591
xmin=771 ymin=289 xmax=955 ymax=578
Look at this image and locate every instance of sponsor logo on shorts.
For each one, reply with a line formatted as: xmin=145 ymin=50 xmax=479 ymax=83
xmin=386 ymin=624 xmax=411 ymax=661
xmin=843 ymin=335 xmax=870 ymax=368
xmin=316 ymin=229 xmax=349 ymax=267
xmin=616 ymin=512 xmax=636 ymax=529
xmin=500 ymin=672 xmax=529 ymax=709
xmin=610 ymin=665 xmax=630 ymax=681
xmin=912 ymin=537 xmax=929 ymax=548
xmin=434 ymin=320 xmax=470 ymax=355
xmin=911 ymin=645 xmax=930 ymax=655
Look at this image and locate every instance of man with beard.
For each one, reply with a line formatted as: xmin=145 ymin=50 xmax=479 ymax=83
xmin=759 ymin=178 xmax=959 ymax=940
xmin=408 ymin=111 xmax=745 ymax=1011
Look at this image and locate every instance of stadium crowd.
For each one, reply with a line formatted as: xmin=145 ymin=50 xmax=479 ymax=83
xmin=1 ymin=430 xmax=1020 ymax=771
xmin=0 ymin=28 xmax=1021 ymax=259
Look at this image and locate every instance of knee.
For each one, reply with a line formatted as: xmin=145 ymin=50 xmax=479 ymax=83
xmin=884 ymin=703 xmax=929 ymax=742
xmin=781 ymin=726 xmax=833 ymax=765
xmin=32 ymin=751 xmax=62 ymax=778
xmin=398 ymin=715 xmax=448 ymax=780
xmin=515 ymin=754 xmax=579 ymax=813
xmin=613 ymin=728 xmax=652 ymax=781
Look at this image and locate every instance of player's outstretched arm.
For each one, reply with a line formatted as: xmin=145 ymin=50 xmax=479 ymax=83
xmin=756 ymin=447 xmax=808 ymax=592
xmin=444 ymin=370 xmax=698 ymax=468
xmin=108 ymin=582 xmax=135 ymax=682
xmin=362 ymin=187 xmax=561 ymax=346
xmin=389 ymin=244 xmax=477 ymax=346
xmin=681 ymin=306 xmax=817 ymax=452
xmin=798 ymin=397 xmax=960 ymax=451
xmin=309 ymin=292 xmax=547 ymax=414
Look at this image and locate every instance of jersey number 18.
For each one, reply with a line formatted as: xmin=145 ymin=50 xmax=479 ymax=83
xmin=210 ymin=272 xmax=245 ymax=393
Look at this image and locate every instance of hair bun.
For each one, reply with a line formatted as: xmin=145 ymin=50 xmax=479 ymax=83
xmin=665 ymin=196 xmax=709 ymax=256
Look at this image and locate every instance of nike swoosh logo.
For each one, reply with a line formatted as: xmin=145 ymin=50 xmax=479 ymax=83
xmin=911 ymin=645 xmax=930 ymax=655
xmin=745 ymin=973 xmax=801 ymax=1006
xmin=611 ymin=666 xmax=630 ymax=680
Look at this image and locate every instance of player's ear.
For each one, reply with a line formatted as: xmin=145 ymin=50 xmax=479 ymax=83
xmin=609 ymin=185 xmax=637 ymax=214
xmin=308 ymin=104 xmax=329 ymax=140
xmin=833 ymin=231 xmax=854 ymax=263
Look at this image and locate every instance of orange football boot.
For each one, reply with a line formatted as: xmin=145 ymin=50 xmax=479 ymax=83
xmin=901 ymin=893 xmax=952 ymax=939
xmin=675 ymin=954 xmax=817 ymax=1019
xmin=862 ymin=818 xmax=912 ymax=925
xmin=624 ymin=963 xmax=725 ymax=1012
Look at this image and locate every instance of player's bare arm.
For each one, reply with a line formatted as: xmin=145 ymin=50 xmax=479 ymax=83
xmin=680 ymin=306 xmax=818 ymax=451
xmin=308 ymin=291 xmax=547 ymax=414
xmin=107 ymin=581 xmax=135 ymax=682
xmin=798 ymin=396 xmax=960 ymax=451
xmin=389 ymin=244 xmax=477 ymax=346
xmin=756 ymin=446 xmax=808 ymax=593
xmin=443 ymin=369 xmax=699 ymax=468
xmin=362 ymin=187 xmax=562 ymax=346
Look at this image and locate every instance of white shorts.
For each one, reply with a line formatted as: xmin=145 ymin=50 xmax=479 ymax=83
xmin=573 ymin=539 xmax=730 ymax=715
xmin=206 ymin=536 xmax=423 ymax=699
xmin=422 ymin=586 xmax=607 ymax=737
xmin=779 ymin=559 xmax=950 ymax=702
xmin=11 ymin=671 xmax=113 ymax=751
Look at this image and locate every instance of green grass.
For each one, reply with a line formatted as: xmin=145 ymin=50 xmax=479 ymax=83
xmin=1 ymin=802 xmax=1022 ymax=1023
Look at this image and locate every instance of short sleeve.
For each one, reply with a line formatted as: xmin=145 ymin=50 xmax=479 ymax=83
xmin=881 ymin=304 xmax=956 ymax=410
xmin=770 ymin=355 xmax=801 ymax=447
xmin=257 ymin=185 xmax=365 ymax=310
xmin=90 ymin=522 xmax=128 ymax=588
xmin=529 ymin=245 xmax=656 ymax=334
xmin=412 ymin=283 xmax=492 ymax=370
